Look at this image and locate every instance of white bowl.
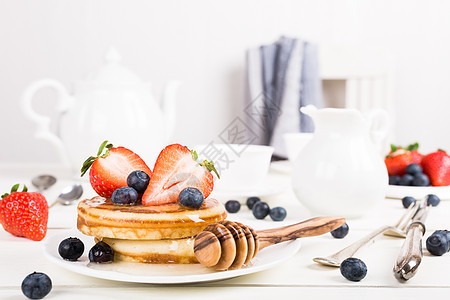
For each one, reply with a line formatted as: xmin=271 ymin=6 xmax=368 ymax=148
xmin=194 ymin=144 xmax=274 ymax=192
xmin=282 ymin=133 xmax=314 ymax=163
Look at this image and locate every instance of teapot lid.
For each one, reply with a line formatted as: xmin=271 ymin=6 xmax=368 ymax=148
xmin=84 ymin=47 xmax=144 ymax=86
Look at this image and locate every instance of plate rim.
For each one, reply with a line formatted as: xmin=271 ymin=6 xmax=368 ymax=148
xmin=43 ymin=229 xmax=301 ymax=284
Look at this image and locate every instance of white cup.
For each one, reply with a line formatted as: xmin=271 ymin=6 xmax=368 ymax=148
xmin=282 ymin=133 xmax=314 ymax=163
xmin=194 ymin=144 xmax=274 ymax=192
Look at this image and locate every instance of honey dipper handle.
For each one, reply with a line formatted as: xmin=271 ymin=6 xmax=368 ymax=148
xmin=256 ymin=216 xmax=346 ymax=250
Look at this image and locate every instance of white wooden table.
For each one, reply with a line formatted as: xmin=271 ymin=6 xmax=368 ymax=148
xmin=0 ymin=164 xmax=449 ymax=300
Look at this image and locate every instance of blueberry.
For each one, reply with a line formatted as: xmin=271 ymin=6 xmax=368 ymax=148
xmin=331 ymin=223 xmax=349 ymax=239
xmin=225 ymin=200 xmax=241 ymax=213
xmin=127 ymin=170 xmax=150 ymax=193
xmin=432 ymin=230 xmax=450 ymax=242
xmin=58 ymin=237 xmax=84 ymax=261
xmin=426 ymin=233 xmax=449 ymax=256
xmin=340 ymin=258 xmax=367 ymax=281
xmin=89 ymin=241 xmax=114 ymax=263
xmin=399 ymin=174 xmax=414 ymax=186
xmin=252 ymin=201 xmax=270 ymax=219
xmin=21 ymin=272 xmax=52 ymax=299
xmin=401 ymin=196 xmax=416 ymax=209
xmin=111 ymin=187 xmax=139 ymax=205
xmin=269 ymin=207 xmax=287 ymax=221
xmin=406 ymin=163 xmax=423 ymax=175
xmin=246 ymin=196 xmax=260 ymax=210
xmin=412 ymin=173 xmax=430 ymax=186
xmin=178 ymin=187 xmax=204 ymax=208
xmin=426 ymin=194 xmax=440 ymax=207
xmin=389 ymin=176 xmax=401 ymax=185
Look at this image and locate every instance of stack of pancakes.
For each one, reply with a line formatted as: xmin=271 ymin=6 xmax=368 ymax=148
xmin=77 ymin=196 xmax=227 ymax=264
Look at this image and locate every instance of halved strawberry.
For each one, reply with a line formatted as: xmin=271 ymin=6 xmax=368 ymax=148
xmin=0 ymin=184 xmax=48 ymax=241
xmin=142 ymin=144 xmax=218 ymax=206
xmin=421 ymin=149 xmax=450 ymax=186
xmin=385 ymin=143 xmax=422 ymax=176
xmin=81 ymin=141 xmax=152 ymax=198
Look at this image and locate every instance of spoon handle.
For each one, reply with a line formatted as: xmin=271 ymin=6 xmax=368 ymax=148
xmin=256 ymin=216 xmax=345 ymax=250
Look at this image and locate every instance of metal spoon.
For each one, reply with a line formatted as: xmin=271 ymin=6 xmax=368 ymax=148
xmin=49 ymin=184 xmax=83 ymax=208
xmin=32 ymin=175 xmax=57 ymax=193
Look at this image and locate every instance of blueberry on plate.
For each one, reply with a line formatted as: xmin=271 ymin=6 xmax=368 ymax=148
xmin=412 ymin=173 xmax=430 ymax=186
xmin=389 ymin=176 xmax=401 ymax=185
xmin=246 ymin=196 xmax=261 ymax=210
xmin=58 ymin=237 xmax=84 ymax=261
xmin=111 ymin=187 xmax=139 ymax=205
xmin=399 ymin=174 xmax=414 ymax=186
xmin=269 ymin=207 xmax=287 ymax=221
xmin=178 ymin=187 xmax=204 ymax=208
xmin=89 ymin=241 xmax=114 ymax=263
xmin=21 ymin=272 xmax=52 ymax=299
xmin=406 ymin=163 xmax=423 ymax=175
xmin=340 ymin=257 xmax=367 ymax=281
xmin=127 ymin=170 xmax=151 ymax=193
xmin=252 ymin=201 xmax=270 ymax=219
xmin=426 ymin=194 xmax=440 ymax=207
xmin=331 ymin=223 xmax=349 ymax=239
xmin=225 ymin=200 xmax=241 ymax=213
xmin=401 ymin=196 xmax=416 ymax=209
xmin=426 ymin=232 xmax=449 ymax=256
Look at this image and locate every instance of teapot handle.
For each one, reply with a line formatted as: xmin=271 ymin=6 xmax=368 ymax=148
xmin=367 ymin=109 xmax=389 ymax=153
xmin=21 ymin=79 xmax=73 ymax=167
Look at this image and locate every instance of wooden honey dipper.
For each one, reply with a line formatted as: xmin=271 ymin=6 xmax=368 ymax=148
xmin=194 ymin=216 xmax=345 ymax=270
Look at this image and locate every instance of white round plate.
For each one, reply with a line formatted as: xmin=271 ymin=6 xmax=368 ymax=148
xmin=43 ymin=229 xmax=301 ymax=284
xmin=386 ymin=184 xmax=450 ymax=200
xmin=211 ymin=174 xmax=290 ymax=199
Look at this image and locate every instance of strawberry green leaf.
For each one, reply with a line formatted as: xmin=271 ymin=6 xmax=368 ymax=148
xmin=200 ymin=160 xmax=220 ymax=179
xmin=438 ymin=148 xmax=447 ymax=153
xmin=11 ymin=184 xmax=20 ymax=193
xmin=81 ymin=140 xmax=114 ymax=177
xmin=406 ymin=142 xmax=419 ymax=151
xmin=191 ymin=150 xmax=199 ymax=161
xmin=390 ymin=144 xmax=397 ymax=152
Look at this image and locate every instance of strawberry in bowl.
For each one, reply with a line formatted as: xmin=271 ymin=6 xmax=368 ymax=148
xmin=385 ymin=143 xmax=422 ymax=177
xmin=422 ymin=149 xmax=450 ymax=186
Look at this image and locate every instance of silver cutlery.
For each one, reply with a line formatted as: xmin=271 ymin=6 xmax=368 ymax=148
xmin=313 ymin=203 xmax=420 ymax=267
xmin=393 ymin=201 xmax=429 ymax=281
xmin=31 ymin=174 xmax=57 ymax=193
xmin=48 ymin=184 xmax=83 ymax=208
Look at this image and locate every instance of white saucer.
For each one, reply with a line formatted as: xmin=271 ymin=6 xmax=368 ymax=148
xmin=386 ymin=184 xmax=450 ymax=200
xmin=211 ymin=174 xmax=290 ymax=199
xmin=43 ymin=229 xmax=301 ymax=284
xmin=270 ymin=161 xmax=292 ymax=175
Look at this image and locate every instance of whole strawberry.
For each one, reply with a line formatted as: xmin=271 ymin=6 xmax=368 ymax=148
xmin=421 ymin=150 xmax=450 ymax=186
xmin=0 ymin=184 xmax=48 ymax=241
xmin=81 ymin=141 xmax=152 ymax=198
xmin=385 ymin=143 xmax=422 ymax=176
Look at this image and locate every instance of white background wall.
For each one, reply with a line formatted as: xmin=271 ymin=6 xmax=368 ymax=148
xmin=1 ymin=0 xmax=450 ymax=164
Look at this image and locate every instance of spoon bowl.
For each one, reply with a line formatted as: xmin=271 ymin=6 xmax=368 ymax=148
xmin=49 ymin=184 xmax=83 ymax=208
xmin=32 ymin=175 xmax=57 ymax=192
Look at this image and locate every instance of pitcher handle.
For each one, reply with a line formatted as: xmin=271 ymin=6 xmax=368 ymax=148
xmin=367 ymin=109 xmax=389 ymax=152
xmin=21 ymin=79 xmax=73 ymax=167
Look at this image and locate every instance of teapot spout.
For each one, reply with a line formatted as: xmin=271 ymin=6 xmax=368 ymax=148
xmin=300 ymin=105 xmax=318 ymax=117
xmin=161 ymin=80 xmax=182 ymax=141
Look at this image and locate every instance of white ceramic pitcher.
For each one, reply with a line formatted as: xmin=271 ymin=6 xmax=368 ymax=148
xmin=291 ymin=105 xmax=389 ymax=218
xmin=22 ymin=48 xmax=180 ymax=174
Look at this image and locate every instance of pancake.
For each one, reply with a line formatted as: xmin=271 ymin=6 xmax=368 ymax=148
xmin=77 ymin=197 xmax=227 ymax=240
xmin=96 ymin=237 xmax=197 ymax=264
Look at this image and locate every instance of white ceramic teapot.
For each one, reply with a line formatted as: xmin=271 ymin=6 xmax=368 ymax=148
xmin=22 ymin=48 xmax=180 ymax=174
xmin=291 ymin=105 xmax=389 ymax=218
